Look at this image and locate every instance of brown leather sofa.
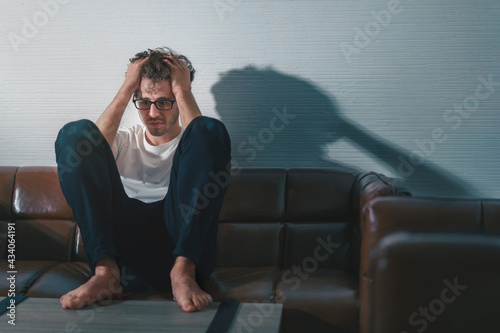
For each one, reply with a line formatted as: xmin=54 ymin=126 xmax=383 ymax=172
xmin=0 ymin=166 xmax=409 ymax=333
xmin=360 ymin=196 xmax=500 ymax=333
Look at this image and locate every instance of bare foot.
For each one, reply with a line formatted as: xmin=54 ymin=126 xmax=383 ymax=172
xmin=60 ymin=257 xmax=122 ymax=309
xmin=171 ymin=257 xmax=213 ymax=312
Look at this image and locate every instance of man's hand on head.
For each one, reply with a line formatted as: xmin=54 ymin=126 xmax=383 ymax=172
xmin=163 ymin=56 xmax=192 ymax=98
xmin=160 ymin=55 xmax=201 ymax=127
xmin=122 ymin=57 xmax=149 ymax=93
xmin=96 ymin=57 xmax=149 ymax=149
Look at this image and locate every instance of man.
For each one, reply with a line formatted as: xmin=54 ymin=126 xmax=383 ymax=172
xmin=54 ymin=47 xmax=231 ymax=312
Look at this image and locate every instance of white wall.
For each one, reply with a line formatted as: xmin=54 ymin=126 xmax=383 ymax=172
xmin=1 ymin=0 xmax=499 ymax=198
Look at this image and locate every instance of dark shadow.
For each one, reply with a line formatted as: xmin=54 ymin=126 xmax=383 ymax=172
xmin=211 ymin=66 xmax=480 ymax=198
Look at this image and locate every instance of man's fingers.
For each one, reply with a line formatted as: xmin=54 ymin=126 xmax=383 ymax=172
xmin=130 ymin=57 xmax=149 ymax=67
xmin=127 ymin=57 xmax=148 ymax=71
xmin=163 ymin=59 xmax=176 ymax=66
xmin=138 ymin=56 xmax=149 ymax=63
xmin=162 ymin=56 xmax=183 ymax=66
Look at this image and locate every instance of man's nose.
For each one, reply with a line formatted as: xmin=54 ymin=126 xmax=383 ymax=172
xmin=148 ymin=103 xmax=161 ymax=118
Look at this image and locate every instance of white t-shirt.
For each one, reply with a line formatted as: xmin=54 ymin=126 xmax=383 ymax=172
xmin=113 ymin=124 xmax=183 ymax=203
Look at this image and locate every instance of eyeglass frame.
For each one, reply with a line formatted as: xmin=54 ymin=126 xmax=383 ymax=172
xmin=132 ymin=96 xmax=177 ymax=111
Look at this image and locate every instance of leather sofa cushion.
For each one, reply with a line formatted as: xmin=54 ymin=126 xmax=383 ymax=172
xmin=371 ymin=232 xmax=500 ymax=333
xmin=0 ymin=166 xmax=17 ymax=220
xmin=276 ymin=269 xmax=358 ymax=333
xmin=121 ymin=291 xmax=173 ymax=301
xmin=361 ymin=197 xmax=483 ymax=277
xmin=11 ymin=219 xmax=76 ymax=261
xmin=202 ymin=267 xmax=279 ymax=303
xmin=215 ymin=223 xmax=283 ymax=267
xmin=360 ymin=197 xmax=500 ymax=333
xmin=219 ymin=169 xmax=286 ymax=222
xmin=284 ymin=223 xmax=351 ymax=271
xmin=26 ymin=261 xmax=90 ymax=298
xmin=0 ymin=221 xmax=8 ymax=259
xmin=484 ymin=199 xmax=500 ymax=233
xmin=0 ymin=260 xmax=60 ymax=295
xmin=286 ymin=169 xmax=355 ymax=222
xmin=12 ymin=167 xmax=73 ymax=220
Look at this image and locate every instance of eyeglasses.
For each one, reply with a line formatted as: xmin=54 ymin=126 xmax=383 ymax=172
xmin=133 ymin=97 xmax=176 ymax=111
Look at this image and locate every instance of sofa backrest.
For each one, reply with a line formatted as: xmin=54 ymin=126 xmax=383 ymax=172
xmin=216 ymin=169 xmax=358 ymax=271
xmin=1 ymin=166 xmax=390 ymax=274
xmin=361 ymin=196 xmax=500 ymax=275
xmin=0 ymin=167 xmax=77 ymax=262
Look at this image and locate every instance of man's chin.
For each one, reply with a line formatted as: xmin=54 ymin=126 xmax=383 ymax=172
xmin=147 ymin=126 xmax=168 ymax=137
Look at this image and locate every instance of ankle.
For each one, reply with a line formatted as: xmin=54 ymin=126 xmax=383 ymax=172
xmin=171 ymin=256 xmax=196 ymax=280
xmin=95 ymin=257 xmax=119 ymax=277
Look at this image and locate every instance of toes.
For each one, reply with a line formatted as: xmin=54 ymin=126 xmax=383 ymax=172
xmin=204 ymin=296 xmax=213 ymax=309
xmin=192 ymin=297 xmax=203 ymax=311
xmin=185 ymin=305 xmax=196 ymax=312
xmin=61 ymin=293 xmax=93 ymax=310
xmin=183 ymin=304 xmax=196 ymax=312
xmin=61 ymin=293 xmax=76 ymax=309
xmin=202 ymin=294 xmax=213 ymax=307
xmin=171 ymin=278 xmax=213 ymax=312
xmin=60 ymin=296 xmax=66 ymax=307
xmin=65 ymin=298 xmax=81 ymax=309
xmin=192 ymin=294 xmax=212 ymax=311
xmin=179 ymin=297 xmax=196 ymax=312
xmin=59 ymin=274 xmax=123 ymax=310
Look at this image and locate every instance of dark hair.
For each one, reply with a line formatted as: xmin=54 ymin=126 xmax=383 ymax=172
xmin=129 ymin=47 xmax=195 ymax=89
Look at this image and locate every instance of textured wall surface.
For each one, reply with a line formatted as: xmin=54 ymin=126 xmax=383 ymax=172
xmin=0 ymin=0 xmax=499 ymax=198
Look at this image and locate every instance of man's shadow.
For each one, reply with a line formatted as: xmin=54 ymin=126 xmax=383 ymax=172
xmin=211 ymin=66 xmax=479 ymax=198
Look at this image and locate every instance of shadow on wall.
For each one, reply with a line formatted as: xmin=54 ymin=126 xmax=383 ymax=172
xmin=211 ymin=66 xmax=479 ymax=198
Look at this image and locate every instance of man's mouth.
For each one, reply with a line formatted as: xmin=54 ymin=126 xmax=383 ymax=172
xmin=148 ymin=120 xmax=165 ymax=127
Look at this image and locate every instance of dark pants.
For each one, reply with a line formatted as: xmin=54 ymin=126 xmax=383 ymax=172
xmin=54 ymin=117 xmax=231 ymax=292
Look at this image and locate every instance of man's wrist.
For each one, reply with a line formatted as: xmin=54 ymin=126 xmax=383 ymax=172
xmin=174 ymin=88 xmax=194 ymax=102
xmin=119 ymin=84 xmax=137 ymax=97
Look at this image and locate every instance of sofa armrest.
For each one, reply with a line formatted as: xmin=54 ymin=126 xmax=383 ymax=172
xmin=369 ymin=232 xmax=500 ymax=333
xmin=349 ymin=172 xmax=410 ymax=277
xmin=352 ymin=172 xmax=411 ymax=218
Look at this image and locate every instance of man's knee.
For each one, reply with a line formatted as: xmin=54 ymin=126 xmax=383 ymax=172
xmin=185 ymin=116 xmax=230 ymax=147
xmin=55 ymin=119 xmax=104 ymax=155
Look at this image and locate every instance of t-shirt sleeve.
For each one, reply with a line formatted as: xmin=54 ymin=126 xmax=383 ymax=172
xmin=113 ymin=127 xmax=130 ymax=159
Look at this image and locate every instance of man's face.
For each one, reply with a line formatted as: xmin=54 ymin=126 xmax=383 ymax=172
xmin=137 ymin=78 xmax=179 ymax=138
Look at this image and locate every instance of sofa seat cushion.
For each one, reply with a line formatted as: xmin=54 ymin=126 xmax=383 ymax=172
xmin=202 ymin=267 xmax=279 ymax=303
xmin=121 ymin=291 xmax=173 ymax=301
xmin=0 ymin=260 xmax=60 ymax=296
xmin=276 ymin=269 xmax=359 ymax=333
xmin=25 ymin=261 xmax=91 ymax=298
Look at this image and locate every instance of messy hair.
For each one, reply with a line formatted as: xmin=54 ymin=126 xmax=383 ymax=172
xmin=129 ymin=47 xmax=195 ymax=96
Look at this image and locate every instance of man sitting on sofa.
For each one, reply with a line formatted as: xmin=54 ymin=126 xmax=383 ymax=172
xmin=54 ymin=47 xmax=231 ymax=312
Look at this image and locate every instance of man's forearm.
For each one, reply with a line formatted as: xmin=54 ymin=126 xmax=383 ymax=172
xmin=96 ymin=57 xmax=147 ymax=147
xmin=176 ymin=90 xmax=202 ymax=129
xmin=96 ymin=86 xmax=135 ymax=147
